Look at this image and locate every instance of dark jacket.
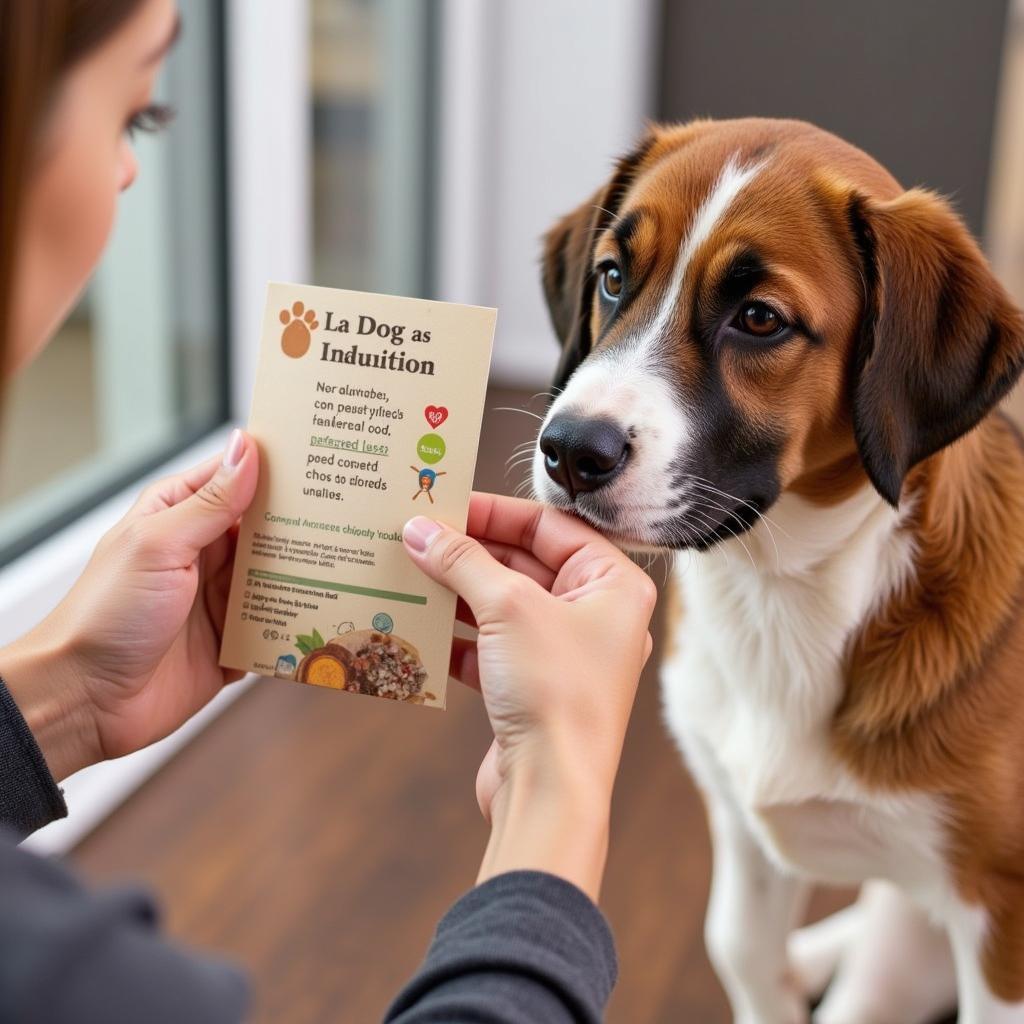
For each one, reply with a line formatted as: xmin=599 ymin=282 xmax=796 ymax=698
xmin=0 ymin=678 xmax=616 ymax=1022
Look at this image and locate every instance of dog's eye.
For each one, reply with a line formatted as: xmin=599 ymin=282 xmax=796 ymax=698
xmin=599 ymin=264 xmax=623 ymax=301
xmin=736 ymin=301 xmax=785 ymax=337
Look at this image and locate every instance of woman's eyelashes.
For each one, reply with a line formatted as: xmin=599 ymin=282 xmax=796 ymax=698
xmin=126 ymin=103 xmax=176 ymax=139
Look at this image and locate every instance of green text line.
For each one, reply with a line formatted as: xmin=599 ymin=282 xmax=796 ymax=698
xmin=248 ymin=568 xmax=426 ymax=605
xmin=309 ymin=438 xmax=390 ymax=457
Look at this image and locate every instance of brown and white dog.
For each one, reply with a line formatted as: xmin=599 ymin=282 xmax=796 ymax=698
xmin=531 ymin=118 xmax=1024 ymax=1024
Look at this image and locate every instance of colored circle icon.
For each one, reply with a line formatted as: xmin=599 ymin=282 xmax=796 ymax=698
xmin=372 ymin=612 xmax=394 ymax=633
xmin=417 ymin=433 xmax=446 ymax=465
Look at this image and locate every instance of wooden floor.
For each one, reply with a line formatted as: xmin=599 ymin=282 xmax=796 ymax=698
xmin=72 ymin=387 xmax=849 ymax=1023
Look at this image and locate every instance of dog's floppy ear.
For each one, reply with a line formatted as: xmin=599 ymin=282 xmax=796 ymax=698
xmin=849 ymin=188 xmax=1024 ymax=506
xmin=541 ymin=134 xmax=655 ymax=392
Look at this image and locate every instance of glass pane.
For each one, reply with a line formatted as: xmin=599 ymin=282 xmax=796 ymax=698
xmin=0 ymin=0 xmax=229 ymax=563
xmin=989 ymin=0 xmax=1024 ymax=424
xmin=310 ymin=0 xmax=434 ymax=297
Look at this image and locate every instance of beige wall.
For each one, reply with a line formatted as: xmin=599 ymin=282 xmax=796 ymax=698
xmin=988 ymin=0 xmax=1024 ymax=426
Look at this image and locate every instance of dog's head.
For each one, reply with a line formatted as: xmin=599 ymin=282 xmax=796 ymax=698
xmin=532 ymin=118 xmax=1024 ymax=549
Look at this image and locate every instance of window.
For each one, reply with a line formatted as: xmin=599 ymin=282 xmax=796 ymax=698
xmin=310 ymin=0 xmax=437 ymax=298
xmin=0 ymin=0 xmax=230 ymax=564
xmin=988 ymin=0 xmax=1024 ymax=424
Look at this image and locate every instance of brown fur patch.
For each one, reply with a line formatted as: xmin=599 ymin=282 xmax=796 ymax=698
xmin=590 ymin=121 xmax=899 ymax=505
xmin=542 ymin=123 xmax=1024 ymax=996
xmin=837 ymin=416 xmax=1024 ymax=1000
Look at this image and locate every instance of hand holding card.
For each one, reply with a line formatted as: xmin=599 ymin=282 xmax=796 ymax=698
xmin=219 ymin=283 xmax=496 ymax=708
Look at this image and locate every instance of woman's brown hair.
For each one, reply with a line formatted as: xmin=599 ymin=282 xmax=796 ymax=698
xmin=0 ymin=0 xmax=148 ymax=373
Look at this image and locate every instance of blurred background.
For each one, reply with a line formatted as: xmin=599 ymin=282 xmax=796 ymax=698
xmin=1 ymin=1 xmax=1023 ymax=1020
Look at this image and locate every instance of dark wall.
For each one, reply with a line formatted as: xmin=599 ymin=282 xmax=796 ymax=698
xmin=657 ymin=0 xmax=1009 ymax=238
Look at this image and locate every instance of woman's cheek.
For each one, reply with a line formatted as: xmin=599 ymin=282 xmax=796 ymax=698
xmin=9 ymin=119 xmax=121 ymax=372
xmin=50 ymin=119 xmax=121 ymax=317
xmin=118 ymin=138 xmax=140 ymax=192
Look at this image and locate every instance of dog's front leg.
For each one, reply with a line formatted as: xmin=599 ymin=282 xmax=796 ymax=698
xmin=946 ymin=903 xmax=1024 ymax=1024
xmin=704 ymin=791 xmax=809 ymax=1024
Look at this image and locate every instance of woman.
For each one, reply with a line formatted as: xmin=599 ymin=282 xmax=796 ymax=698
xmin=0 ymin=2 xmax=657 ymax=1021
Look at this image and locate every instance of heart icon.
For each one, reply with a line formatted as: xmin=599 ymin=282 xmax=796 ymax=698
xmin=424 ymin=405 xmax=448 ymax=428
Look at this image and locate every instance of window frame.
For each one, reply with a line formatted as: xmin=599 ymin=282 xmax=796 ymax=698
xmin=8 ymin=0 xmax=313 ymax=854
xmin=432 ymin=0 xmax=657 ymax=384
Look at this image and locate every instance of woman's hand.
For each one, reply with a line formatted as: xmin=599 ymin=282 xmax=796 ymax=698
xmin=403 ymin=492 xmax=656 ymax=899
xmin=2 ymin=429 xmax=258 ymax=780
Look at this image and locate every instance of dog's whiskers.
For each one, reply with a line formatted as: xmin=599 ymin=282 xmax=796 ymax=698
xmin=665 ymin=548 xmax=684 ymax=588
xmin=494 ymin=406 xmax=545 ymax=422
xmin=687 ymin=478 xmax=785 ymax=572
xmin=506 ymin=450 xmax=534 ymax=466
xmin=504 ymin=441 xmax=538 ymax=470
xmin=682 ymin=505 xmax=735 ymax=568
xmin=505 ymin=460 xmax=537 ymax=481
xmin=689 ymin=477 xmax=792 ymax=539
xmin=688 ymin=496 xmax=759 ymax=572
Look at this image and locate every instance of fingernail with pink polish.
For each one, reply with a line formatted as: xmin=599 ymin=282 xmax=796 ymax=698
xmin=404 ymin=516 xmax=442 ymax=553
xmin=222 ymin=429 xmax=245 ymax=469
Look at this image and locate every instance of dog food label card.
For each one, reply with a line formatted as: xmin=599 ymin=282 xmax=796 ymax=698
xmin=219 ymin=282 xmax=496 ymax=709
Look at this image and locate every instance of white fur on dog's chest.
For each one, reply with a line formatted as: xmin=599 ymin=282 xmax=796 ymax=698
xmin=660 ymin=488 xmax=950 ymax=894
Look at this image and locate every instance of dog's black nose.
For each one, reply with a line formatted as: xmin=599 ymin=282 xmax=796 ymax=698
xmin=540 ymin=415 xmax=629 ymax=496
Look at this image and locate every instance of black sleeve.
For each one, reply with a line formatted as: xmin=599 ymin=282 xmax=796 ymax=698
xmin=0 ymin=675 xmax=67 ymax=838
xmin=384 ymin=871 xmax=618 ymax=1024
xmin=1 ymin=677 xmax=249 ymax=1023
xmin=0 ymin=830 xmax=250 ymax=1024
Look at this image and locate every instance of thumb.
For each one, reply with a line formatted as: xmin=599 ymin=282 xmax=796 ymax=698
xmin=156 ymin=429 xmax=259 ymax=563
xmin=403 ymin=516 xmax=516 ymax=616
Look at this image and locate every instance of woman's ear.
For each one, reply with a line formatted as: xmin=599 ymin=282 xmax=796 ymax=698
xmin=850 ymin=188 xmax=1024 ymax=506
xmin=540 ymin=133 xmax=655 ymax=393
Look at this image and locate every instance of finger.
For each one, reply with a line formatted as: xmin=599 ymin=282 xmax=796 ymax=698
xmin=146 ymin=430 xmax=259 ymax=566
xmin=551 ymin=544 xmax=659 ymax=621
xmin=449 ymin=636 xmax=480 ymax=692
xmin=466 ymin=491 xmax=620 ymax=572
xmin=202 ymin=533 xmax=237 ymax=635
xmin=403 ymin=515 xmax=532 ymax=615
xmin=128 ymin=453 xmax=224 ymax=519
xmin=480 ymin=539 xmax=557 ymax=590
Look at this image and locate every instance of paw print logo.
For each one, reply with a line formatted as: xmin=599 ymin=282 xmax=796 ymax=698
xmin=279 ymin=301 xmax=319 ymax=358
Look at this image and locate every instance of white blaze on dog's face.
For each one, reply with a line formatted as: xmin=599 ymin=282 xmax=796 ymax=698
xmin=534 ymin=118 xmax=1024 ymax=549
xmin=534 ymin=156 xmax=767 ymax=547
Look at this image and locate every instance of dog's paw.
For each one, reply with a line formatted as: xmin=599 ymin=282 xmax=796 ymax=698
xmin=789 ymin=905 xmax=863 ymax=1003
xmin=731 ymin=973 xmax=809 ymax=1024
xmin=733 ymin=1007 xmax=807 ymax=1024
xmin=800 ymin=883 xmax=956 ymax=1024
